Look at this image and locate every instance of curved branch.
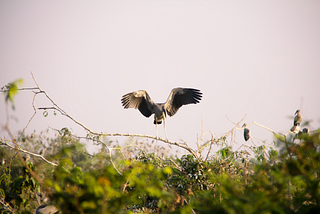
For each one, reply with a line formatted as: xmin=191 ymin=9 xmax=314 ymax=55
xmin=3 ymin=73 xmax=282 ymax=170
xmin=20 ymin=91 xmax=38 ymax=138
xmin=198 ymin=114 xmax=247 ymax=153
xmin=0 ymin=139 xmax=58 ymax=166
xmin=103 ymin=133 xmax=199 ymax=160
xmin=27 ymin=73 xmax=200 ymax=160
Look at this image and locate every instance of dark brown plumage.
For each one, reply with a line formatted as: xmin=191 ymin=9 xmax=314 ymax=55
xmin=121 ymin=88 xmax=202 ymax=125
xmin=302 ymin=127 xmax=309 ymax=134
xmin=242 ymin=123 xmax=251 ymax=141
xmin=294 ymin=109 xmax=302 ymax=126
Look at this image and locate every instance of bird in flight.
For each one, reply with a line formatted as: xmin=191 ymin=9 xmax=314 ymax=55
xmin=121 ymin=88 xmax=202 ymax=139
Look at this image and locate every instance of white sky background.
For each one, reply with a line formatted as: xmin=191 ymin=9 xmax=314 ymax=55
xmin=1 ymin=0 xmax=320 ymax=155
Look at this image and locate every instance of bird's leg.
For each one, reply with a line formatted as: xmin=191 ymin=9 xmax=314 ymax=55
xmin=163 ymin=118 xmax=168 ymax=141
xmin=156 ymin=123 xmax=158 ymax=140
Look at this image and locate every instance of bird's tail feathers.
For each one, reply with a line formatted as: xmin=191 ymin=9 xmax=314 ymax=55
xmin=154 ymin=120 xmax=162 ymax=125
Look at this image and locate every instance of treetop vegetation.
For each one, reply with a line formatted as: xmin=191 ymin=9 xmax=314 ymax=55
xmin=1 ymin=75 xmax=319 ymax=213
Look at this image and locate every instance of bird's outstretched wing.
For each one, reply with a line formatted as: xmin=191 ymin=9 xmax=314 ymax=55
xmin=164 ymin=88 xmax=202 ymax=117
xmin=121 ymin=90 xmax=155 ymax=117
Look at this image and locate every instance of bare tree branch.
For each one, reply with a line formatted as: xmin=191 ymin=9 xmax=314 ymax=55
xmin=0 ymin=196 xmax=15 ymax=213
xmin=251 ymin=121 xmax=277 ymax=135
xmin=20 ymin=91 xmax=38 ymax=138
xmin=204 ymin=131 xmax=214 ymax=162
xmin=198 ymin=114 xmax=247 ymax=154
xmin=0 ymin=138 xmax=58 ymax=166
xmin=1 ymin=72 xmax=284 ymax=173
xmin=104 ymin=133 xmax=199 ymax=159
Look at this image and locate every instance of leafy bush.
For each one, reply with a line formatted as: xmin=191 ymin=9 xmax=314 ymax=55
xmin=1 ymin=126 xmax=319 ymax=213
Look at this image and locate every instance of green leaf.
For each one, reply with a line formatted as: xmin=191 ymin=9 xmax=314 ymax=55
xmin=0 ymin=188 xmax=5 ymax=197
xmin=163 ymin=167 xmax=172 ymax=175
xmin=43 ymin=110 xmax=48 ymax=117
xmin=81 ymin=201 xmax=97 ymax=209
xmin=4 ymin=78 xmax=24 ymax=109
xmin=54 ymin=183 xmax=62 ymax=193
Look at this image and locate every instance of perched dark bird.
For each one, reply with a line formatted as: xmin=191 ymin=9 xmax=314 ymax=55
xmin=121 ymin=88 xmax=202 ymax=138
xmin=294 ymin=109 xmax=302 ymax=126
xmin=297 ymin=127 xmax=310 ymax=140
xmin=242 ymin=123 xmax=251 ymax=141
xmin=302 ymin=127 xmax=309 ymax=134
xmin=39 ymin=148 xmax=47 ymax=156
xmin=36 ymin=204 xmax=59 ymax=214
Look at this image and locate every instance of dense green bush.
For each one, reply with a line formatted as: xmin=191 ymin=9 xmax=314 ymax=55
xmin=3 ymin=77 xmax=320 ymax=214
xmin=1 ymin=81 xmax=320 ymax=213
xmin=1 ymin=128 xmax=319 ymax=213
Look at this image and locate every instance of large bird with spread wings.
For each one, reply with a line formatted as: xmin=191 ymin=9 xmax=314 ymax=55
xmin=121 ymin=88 xmax=202 ymax=139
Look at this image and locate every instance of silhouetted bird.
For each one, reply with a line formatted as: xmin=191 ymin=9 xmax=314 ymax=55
xmin=297 ymin=127 xmax=310 ymax=140
xmin=302 ymin=127 xmax=309 ymax=134
xmin=121 ymin=88 xmax=202 ymax=139
xmin=242 ymin=123 xmax=251 ymax=141
xmin=294 ymin=109 xmax=302 ymax=126
xmin=39 ymin=148 xmax=47 ymax=156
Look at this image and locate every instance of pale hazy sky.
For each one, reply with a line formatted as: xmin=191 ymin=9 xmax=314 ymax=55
xmin=1 ymin=1 xmax=320 ymax=154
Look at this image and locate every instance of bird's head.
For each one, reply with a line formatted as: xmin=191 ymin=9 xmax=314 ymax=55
xmin=303 ymin=128 xmax=309 ymax=133
xmin=295 ymin=109 xmax=300 ymax=115
xmin=242 ymin=123 xmax=247 ymax=128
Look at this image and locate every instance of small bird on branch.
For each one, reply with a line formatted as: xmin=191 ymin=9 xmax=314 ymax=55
xmin=242 ymin=123 xmax=251 ymax=141
xmin=290 ymin=109 xmax=302 ymax=135
xmin=302 ymin=127 xmax=309 ymax=134
xmin=293 ymin=109 xmax=302 ymax=126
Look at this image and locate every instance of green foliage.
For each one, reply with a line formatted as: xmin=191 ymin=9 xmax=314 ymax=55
xmin=217 ymin=146 xmax=233 ymax=159
xmin=1 ymin=78 xmax=23 ymax=110
xmin=46 ymin=150 xmax=176 ymax=213
xmin=1 ymin=127 xmax=320 ymax=213
xmin=0 ymin=128 xmax=92 ymax=213
xmin=252 ymin=145 xmax=266 ymax=162
xmin=193 ymin=129 xmax=320 ymax=214
xmin=0 ymin=154 xmax=39 ymax=213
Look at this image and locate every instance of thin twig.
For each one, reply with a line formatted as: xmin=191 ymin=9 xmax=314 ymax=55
xmin=0 ymin=197 xmax=15 ymax=213
xmin=19 ymin=90 xmax=38 ymax=138
xmin=252 ymin=121 xmax=277 ymax=135
xmin=0 ymin=138 xmax=58 ymax=166
xmin=205 ymin=131 xmax=215 ymax=162
xmin=198 ymin=114 xmax=247 ymax=153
